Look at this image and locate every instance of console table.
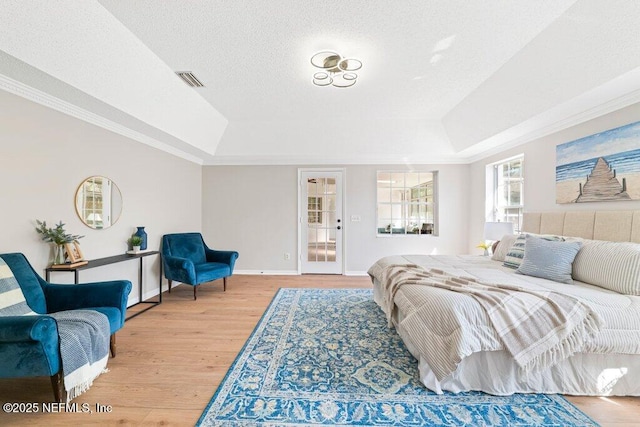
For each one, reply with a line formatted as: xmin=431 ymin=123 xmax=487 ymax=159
xmin=45 ymin=251 xmax=162 ymax=321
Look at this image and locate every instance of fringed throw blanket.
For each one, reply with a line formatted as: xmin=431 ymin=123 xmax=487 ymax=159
xmin=49 ymin=310 xmax=110 ymax=403
xmin=378 ymin=264 xmax=602 ymax=379
xmin=1 ymin=259 xmax=110 ymax=402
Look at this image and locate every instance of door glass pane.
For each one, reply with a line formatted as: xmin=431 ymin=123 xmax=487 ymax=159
xmin=327 ymin=228 xmax=336 ymax=261
xmin=325 ymin=178 xmax=336 ymax=194
xmin=306 ymin=175 xmax=338 ymax=263
xmin=325 ymin=195 xmax=335 ymax=212
xmin=328 ymin=211 xmax=336 ymax=225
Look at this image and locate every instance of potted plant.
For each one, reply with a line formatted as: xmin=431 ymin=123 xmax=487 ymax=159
xmin=128 ymin=235 xmax=144 ymax=253
xmin=35 ymin=220 xmax=84 ymax=265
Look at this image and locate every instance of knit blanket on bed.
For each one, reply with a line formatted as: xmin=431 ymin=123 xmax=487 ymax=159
xmin=48 ymin=310 xmax=110 ymax=403
xmin=378 ymin=264 xmax=602 ymax=378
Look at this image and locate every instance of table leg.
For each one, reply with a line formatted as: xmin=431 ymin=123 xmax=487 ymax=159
xmin=158 ymin=255 xmax=163 ymax=303
xmin=139 ymin=257 xmax=143 ymax=303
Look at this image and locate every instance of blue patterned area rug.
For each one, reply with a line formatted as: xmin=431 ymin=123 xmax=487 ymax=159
xmin=197 ymin=288 xmax=598 ymax=426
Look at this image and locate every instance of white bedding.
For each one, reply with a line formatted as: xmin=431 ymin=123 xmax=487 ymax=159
xmin=369 ymin=254 xmax=640 ymax=396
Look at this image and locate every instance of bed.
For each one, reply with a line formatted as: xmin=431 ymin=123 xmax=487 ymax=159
xmin=368 ymin=211 xmax=640 ymax=396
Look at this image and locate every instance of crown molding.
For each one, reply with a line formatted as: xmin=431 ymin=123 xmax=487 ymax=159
xmin=203 ymin=154 xmax=468 ymax=166
xmin=462 ymin=76 xmax=640 ymax=164
xmin=0 ymin=74 xmax=204 ymax=165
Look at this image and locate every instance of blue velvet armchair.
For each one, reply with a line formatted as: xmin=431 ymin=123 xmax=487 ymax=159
xmin=161 ymin=233 xmax=238 ymax=300
xmin=0 ymin=253 xmax=131 ymax=402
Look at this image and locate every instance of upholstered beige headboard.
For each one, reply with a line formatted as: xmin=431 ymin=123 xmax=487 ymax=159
xmin=522 ymin=211 xmax=640 ymax=243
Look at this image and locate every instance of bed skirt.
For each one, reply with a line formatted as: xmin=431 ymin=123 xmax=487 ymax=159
xmin=373 ymin=277 xmax=640 ymax=396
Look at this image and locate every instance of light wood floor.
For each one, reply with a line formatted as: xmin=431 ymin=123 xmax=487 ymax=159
xmin=0 ymin=275 xmax=637 ymax=426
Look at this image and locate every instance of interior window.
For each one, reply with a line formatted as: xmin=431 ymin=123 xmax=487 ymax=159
xmin=376 ymin=171 xmax=438 ymax=236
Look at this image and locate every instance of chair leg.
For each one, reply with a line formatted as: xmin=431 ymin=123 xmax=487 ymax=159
xmin=168 ymin=279 xmax=172 ymax=293
xmin=193 ymin=285 xmax=197 ymax=300
xmin=110 ymin=334 xmax=116 ymax=358
xmin=223 ymin=277 xmax=227 ymax=292
xmin=50 ymin=371 xmax=64 ymax=403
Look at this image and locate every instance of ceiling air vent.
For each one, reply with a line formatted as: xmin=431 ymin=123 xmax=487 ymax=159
xmin=175 ymin=71 xmax=205 ymax=87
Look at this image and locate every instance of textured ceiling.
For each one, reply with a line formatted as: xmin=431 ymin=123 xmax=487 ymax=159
xmin=2 ymin=1 xmax=640 ymax=164
xmin=97 ymin=0 xmax=575 ymax=121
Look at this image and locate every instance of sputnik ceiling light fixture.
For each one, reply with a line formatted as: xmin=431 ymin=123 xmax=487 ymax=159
xmin=311 ymin=51 xmax=362 ymax=88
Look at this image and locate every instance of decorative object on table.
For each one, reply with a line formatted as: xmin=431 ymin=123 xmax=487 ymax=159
xmin=482 ymin=221 xmax=514 ymax=255
xmin=133 ymin=226 xmax=147 ymax=250
xmin=35 ymin=220 xmax=84 ymax=265
xmin=64 ymin=241 xmax=84 ymax=263
xmin=476 ymin=241 xmax=491 ymax=256
xmin=127 ymin=235 xmax=143 ymax=253
xmin=197 ymin=288 xmax=596 ymax=426
xmin=556 ymin=119 xmax=640 ymax=204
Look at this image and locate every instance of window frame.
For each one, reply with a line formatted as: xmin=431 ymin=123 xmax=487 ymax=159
xmin=490 ymin=155 xmax=524 ymax=232
xmin=376 ymin=170 xmax=438 ymax=237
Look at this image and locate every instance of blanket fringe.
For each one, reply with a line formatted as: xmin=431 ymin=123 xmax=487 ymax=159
xmin=66 ymin=368 xmax=109 ymax=404
xmin=519 ymin=311 xmax=602 ymax=378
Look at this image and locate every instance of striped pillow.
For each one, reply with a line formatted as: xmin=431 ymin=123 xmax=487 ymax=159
xmin=503 ymin=234 xmax=527 ymax=269
xmin=572 ymin=240 xmax=640 ymax=295
xmin=0 ymin=258 xmax=36 ymax=316
xmin=503 ymin=233 xmax=564 ymax=269
xmin=516 ymin=235 xmax=582 ymax=284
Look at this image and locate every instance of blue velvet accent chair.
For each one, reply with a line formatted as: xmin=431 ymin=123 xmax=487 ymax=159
xmin=0 ymin=253 xmax=132 ymax=402
xmin=161 ymin=233 xmax=239 ymax=300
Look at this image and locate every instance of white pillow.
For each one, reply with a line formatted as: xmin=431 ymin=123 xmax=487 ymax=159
xmin=491 ymin=234 xmax=518 ymax=262
xmin=572 ymin=240 xmax=640 ymax=295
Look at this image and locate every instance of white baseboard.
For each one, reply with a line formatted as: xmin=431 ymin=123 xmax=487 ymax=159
xmin=236 ymin=270 xmax=369 ymax=276
xmin=234 ymin=269 xmax=300 ymax=275
xmin=345 ymin=271 xmax=369 ymax=276
xmin=127 ymin=287 xmax=165 ymax=307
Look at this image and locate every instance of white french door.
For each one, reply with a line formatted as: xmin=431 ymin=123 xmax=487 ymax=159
xmin=299 ymin=170 xmax=344 ymax=274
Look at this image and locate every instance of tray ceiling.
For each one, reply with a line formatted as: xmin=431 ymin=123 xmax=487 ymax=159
xmin=1 ymin=1 xmax=639 ymax=164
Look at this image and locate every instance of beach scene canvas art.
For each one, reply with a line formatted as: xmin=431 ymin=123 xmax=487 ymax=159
xmin=556 ymin=120 xmax=640 ymax=204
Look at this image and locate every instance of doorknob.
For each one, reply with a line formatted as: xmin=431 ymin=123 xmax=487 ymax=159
xmin=337 ymin=226 xmax=341 ymax=230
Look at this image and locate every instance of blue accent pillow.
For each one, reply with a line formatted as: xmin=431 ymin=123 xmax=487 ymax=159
xmin=503 ymin=233 xmax=564 ymax=269
xmin=516 ymin=235 xmax=582 ymax=284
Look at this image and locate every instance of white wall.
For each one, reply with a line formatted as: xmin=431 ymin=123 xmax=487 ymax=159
xmin=0 ymin=90 xmax=202 ymax=303
xmin=202 ymin=163 xmax=469 ymax=274
xmin=467 ymin=102 xmax=640 ymax=253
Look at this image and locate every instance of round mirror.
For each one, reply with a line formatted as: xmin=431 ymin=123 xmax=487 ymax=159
xmin=75 ymin=176 xmax=123 ymax=229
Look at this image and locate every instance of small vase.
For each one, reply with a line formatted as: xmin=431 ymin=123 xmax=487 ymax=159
xmin=132 ymin=245 xmax=141 ymax=253
xmin=134 ymin=227 xmax=148 ymax=250
xmin=53 ymin=244 xmax=66 ymax=265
